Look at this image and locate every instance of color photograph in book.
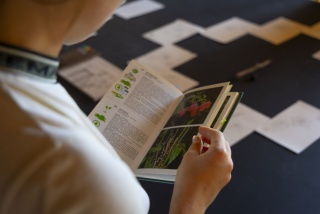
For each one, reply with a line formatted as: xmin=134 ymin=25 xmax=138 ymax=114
xmin=164 ymin=86 xmax=225 ymax=128
xmin=138 ymin=126 xmax=199 ymax=169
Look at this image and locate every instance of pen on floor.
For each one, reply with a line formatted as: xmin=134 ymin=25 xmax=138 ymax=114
xmin=234 ymin=59 xmax=272 ymax=80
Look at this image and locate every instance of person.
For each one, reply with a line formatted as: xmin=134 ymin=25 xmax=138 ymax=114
xmin=0 ymin=0 xmax=233 ymax=213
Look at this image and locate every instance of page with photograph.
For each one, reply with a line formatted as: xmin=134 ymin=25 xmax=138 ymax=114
xmin=135 ymin=83 xmax=232 ymax=180
xmin=211 ymin=92 xmax=241 ymax=130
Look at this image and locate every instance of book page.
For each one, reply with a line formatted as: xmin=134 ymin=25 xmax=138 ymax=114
xmin=136 ymin=82 xmax=231 ymax=178
xmin=211 ymin=92 xmax=240 ymax=130
xmin=88 ymin=60 xmax=182 ymax=169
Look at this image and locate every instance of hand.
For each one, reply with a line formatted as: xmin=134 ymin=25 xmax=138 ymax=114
xmin=169 ymin=126 xmax=233 ymax=214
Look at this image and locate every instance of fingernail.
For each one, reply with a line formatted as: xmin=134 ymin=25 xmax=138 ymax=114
xmin=192 ymin=135 xmax=201 ymax=143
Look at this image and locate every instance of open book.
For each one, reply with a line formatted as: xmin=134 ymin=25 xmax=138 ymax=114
xmin=88 ymin=60 xmax=242 ymax=182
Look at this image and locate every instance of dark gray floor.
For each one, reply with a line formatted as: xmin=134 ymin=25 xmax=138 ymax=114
xmin=59 ymin=0 xmax=320 ymax=213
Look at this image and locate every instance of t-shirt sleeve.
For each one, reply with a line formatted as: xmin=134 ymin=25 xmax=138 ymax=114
xmin=0 ymin=87 xmax=150 ymax=214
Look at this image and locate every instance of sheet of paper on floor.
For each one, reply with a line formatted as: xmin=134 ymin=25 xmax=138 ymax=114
xmin=249 ymin=17 xmax=307 ymax=45
xmin=145 ymin=66 xmax=198 ymax=92
xmin=312 ymin=50 xmax=320 ymax=60
xmin=115 ymin=0 xmax=165 ymax=20
xmin=135 ymin=45 xmax=197 ymax=70
xmin=58 ymin=56 xmax=122 ymax=101
xmin=302 ymin=22 xmax=320 ymax=40
xmin=256 ymin=100 xmax=320 ymax=154
xmin=223 ymin=103 xmax=270 ymax=147
xmin=201 ymin=17 xmax=259 ymax=44
xmin=143 ymin=19 xmax=204 ymax=45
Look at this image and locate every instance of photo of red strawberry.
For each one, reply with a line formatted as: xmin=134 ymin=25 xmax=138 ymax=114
xmin=178 ymin=108 xmax=188 ymax=117
xmin=164 ymin=87 xmax=223 ymax=128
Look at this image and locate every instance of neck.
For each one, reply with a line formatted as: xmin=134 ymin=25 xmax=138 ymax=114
xmin=0 ymin=1 xmax=79 ymax=57
xmin=0 ymin=31 xmax=62 ymax=58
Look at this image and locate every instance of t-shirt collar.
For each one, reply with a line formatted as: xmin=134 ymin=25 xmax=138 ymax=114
xmin=0 ymin=43 xmax=59 ymax=83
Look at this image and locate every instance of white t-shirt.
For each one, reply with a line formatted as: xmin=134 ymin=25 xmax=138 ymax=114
xmin=0 ymin=72 xmax=150 ymax=214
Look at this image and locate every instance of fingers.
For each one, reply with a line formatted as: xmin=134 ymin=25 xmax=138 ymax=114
xmin=198 ymin=126 xmax=227 ymax=153
xmin=187 ymin=135 xmax=203 ymax=155
xmin=225 ymin=140 xmax=231 ymax=156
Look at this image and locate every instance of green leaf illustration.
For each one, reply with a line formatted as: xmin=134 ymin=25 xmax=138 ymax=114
xmin=167 ymin=146 xmax=183 ymax=166
xmin=150 ymin=144 xmax=162 ymax=152
xmin=95 ymin=114 xmax=106 ymax=122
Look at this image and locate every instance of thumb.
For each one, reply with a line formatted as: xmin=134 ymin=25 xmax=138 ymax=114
xmin=187 ymin=135 xmax=203 ymax=155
